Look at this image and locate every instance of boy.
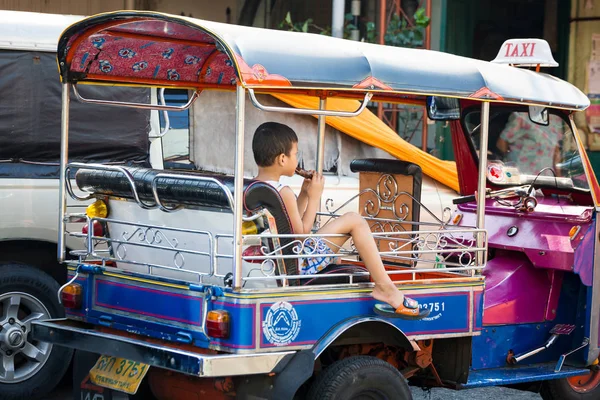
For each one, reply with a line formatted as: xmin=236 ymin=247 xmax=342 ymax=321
xmin=252 ymin=122 xmax=429 ymax=320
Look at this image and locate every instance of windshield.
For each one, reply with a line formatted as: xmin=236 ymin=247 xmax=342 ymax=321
xmin=464 ymin=107 xmax=589 ymax=191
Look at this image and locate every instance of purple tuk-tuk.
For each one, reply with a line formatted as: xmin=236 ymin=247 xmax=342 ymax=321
xmin=28 ymin=11 xmax=599 ymax=400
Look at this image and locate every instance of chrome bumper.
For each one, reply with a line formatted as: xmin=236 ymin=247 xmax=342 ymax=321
xmin=32 ymin=319 xmax=295 ymax=377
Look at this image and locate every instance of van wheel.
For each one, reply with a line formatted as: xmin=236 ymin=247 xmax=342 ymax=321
xmin=0 ymin=264 xmax=73 ymax=400
xmin=541 ymin=366 xmax=600 ymax=400
xmin=307 ymin=356 xmax=412 ymax=400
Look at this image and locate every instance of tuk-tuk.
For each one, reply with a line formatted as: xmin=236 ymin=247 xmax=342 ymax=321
xmin=30 ymin=11 xmax=599 ymax=400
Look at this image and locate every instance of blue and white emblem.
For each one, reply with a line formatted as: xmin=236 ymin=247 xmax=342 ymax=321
xmin=263 ymin=301 xmax=301 ymax=346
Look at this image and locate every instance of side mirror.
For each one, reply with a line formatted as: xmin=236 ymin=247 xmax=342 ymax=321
xmin=528 ymin=105 xmax=549 ymax=126
xmin=426 ymin=96 xmax=460 ymax=121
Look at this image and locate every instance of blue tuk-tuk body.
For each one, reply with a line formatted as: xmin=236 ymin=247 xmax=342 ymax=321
xmin=31 ymin=11 xmax=600 ymax=400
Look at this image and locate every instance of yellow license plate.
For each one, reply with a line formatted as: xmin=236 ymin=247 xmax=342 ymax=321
xmin=89 ymin=355 xmax=150 ymax=395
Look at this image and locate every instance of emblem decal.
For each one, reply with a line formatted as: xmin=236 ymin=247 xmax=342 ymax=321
xmin=263 ymin=301 xmax=301 ymax=346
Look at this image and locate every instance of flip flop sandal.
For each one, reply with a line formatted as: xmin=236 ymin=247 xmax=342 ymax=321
xmin=373 ymin=297 xmax=431 ymax=320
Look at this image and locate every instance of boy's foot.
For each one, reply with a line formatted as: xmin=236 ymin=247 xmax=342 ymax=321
xmin=373 ymin=297 xmax=431 ymax=320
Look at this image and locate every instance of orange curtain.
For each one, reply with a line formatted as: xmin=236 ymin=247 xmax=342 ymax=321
xmin=272 ymin=94 xmax=459 ymax=191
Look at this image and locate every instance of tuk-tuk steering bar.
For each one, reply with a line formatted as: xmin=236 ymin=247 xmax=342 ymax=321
xmin=453 ymin=185 xmax=537 ymax=212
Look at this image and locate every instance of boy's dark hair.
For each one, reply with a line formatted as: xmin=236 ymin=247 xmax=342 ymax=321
xmin=252 ymin=122 xmax=298 ymax=167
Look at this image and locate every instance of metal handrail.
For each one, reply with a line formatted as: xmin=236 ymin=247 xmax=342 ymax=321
xmin=157 ymin=88 xmax=170 ymax=137
xmin=72 ymin=84 xmax=201 ymax=111
xmin=66 ymin=163 xmax=157 ymax=209
xmin=247 ymin=89 xmax=373 ymax=117
xmin=150 ymin=172 xmax=235 ymax=213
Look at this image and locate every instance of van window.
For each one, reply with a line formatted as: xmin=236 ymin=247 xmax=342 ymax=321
xmin=160 ymin=89 xmax=192 ymax=167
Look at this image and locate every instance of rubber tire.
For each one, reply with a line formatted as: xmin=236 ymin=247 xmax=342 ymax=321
xmin=0 ymin=263 xmax=74 ymax=400
xmin=541 ymin=377 xmax=600 ymax=400
xmin=306 ymin=356 xmax=412 ymax=400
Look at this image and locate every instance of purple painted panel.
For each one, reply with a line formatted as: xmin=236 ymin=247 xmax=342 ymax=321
xmin=483 ymin=251 xmax=550 ymax=325
xmin=573 ymin=219 xmax=595 ymax=287
xmin=456 ymin=198 xmax=592 ymax=272
xmin=544 ymin=270 xmax=563 ymax=321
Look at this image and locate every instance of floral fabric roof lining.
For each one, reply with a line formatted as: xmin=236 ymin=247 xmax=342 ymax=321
xmin=71 ymin=26 xmax=235 ymax=85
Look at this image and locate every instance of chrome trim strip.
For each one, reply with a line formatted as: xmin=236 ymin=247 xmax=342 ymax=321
xmin=32 ymin=319 xmax=295 ymax=377
xmin=73 ymin=84 xmax=200 ymax=111
xmin=589 ymin=215 xmax=600 ymax=363
xmin=475 ymin=102 xmax=490 ymax=269
xmin=311 ymin=317 xmax=419 ymax=358
xmin=58 ymin=83 xmax=70 ymax=262
xmin=233 ymin=86 xmax=246 ymax=290
xmin=248 ymin=89 xmax=372 ymax=117
xmin=316 ymin=98 xmax=327 ymax=174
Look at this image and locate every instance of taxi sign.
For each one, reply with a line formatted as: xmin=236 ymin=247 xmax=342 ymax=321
xmin=491 ymin=39 xmax=558 ymax=67
xmin=89 ymin=355 xmax=150 ymax=395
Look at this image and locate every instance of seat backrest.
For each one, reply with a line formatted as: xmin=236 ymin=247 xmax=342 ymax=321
xmin=350 ymin=158 xmax=422 ymax=266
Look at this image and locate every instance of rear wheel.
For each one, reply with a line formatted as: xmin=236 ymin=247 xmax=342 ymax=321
xmin=0 ymin=264 xmax=73 ymax=400
xmin=307 ymin=356 xmax=412 ymax=400
xmin=541 ymin=364 xmax=600 ymax=400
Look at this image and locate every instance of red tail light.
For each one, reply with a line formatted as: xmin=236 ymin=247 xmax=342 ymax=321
xmin=61 ymin=283 xmax=83 ymax=309
xmin=82 ymin=220 xmax=104 ymax=236
xmin=242 ymin=245 xmax=264 ymax=264
xmin=206 ymin=310 xmax=230 ymax=339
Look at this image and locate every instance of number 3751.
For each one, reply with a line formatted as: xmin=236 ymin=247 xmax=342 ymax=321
xmin=418 ymin=302 xmax=445 ymax=312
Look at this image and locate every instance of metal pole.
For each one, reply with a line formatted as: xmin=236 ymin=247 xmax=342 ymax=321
xmin=58 ymin=83 xmax=71 ymax=262
xmin=350 ymin=0 xmax=361 ymax=41
xmin=233 ymin=85 xmax=246 ymax=290
xmin=124 ymin=0 xmax=134 ymax=9
xmin=377 ymin=0 xmax=386 ymax=119
xmin=476 ymin=102 xmax=490 ymax=267
xmin=421 ymin=0 xmax=432 ymax=154
xmin=425 ymin=0 xmax=432 ymax=49
xmin=316 ymin=98 xmax=327 ymax=173
xmin=332 ymin=0 xmax=345 ymax=38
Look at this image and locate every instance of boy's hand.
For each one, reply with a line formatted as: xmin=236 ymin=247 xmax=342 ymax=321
xmin=300 ymin=176 xmax=311 ymax=194
xmin=307 ymin=172 xmax=325 ymax=199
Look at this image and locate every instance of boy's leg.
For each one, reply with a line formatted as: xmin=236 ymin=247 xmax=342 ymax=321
xmin=318 ymin=213 xmax=412 ymax=306
xmin=317 ymin=212 xmax=394 ymax=285
xmin=317 ymin=212 xmax=430 ymax=319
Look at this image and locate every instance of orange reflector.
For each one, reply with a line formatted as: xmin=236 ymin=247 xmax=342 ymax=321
xmin=61 ymin=283 xmax=83 ymax=309
xmin=242 ymin=220 xmax=258 ymax=235
xmin=569 ymin=226 xmax=581 ymax=241
xmin=452 ymin=214 xmax=463 ymax=225
xmin=86 ymin=200 xmax=108 ymax=219
xmin=206 ymin=310 xmax=230 ymax=339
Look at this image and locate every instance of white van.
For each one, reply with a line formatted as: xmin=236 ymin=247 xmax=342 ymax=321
xmin=0 ymin=11 xmax=163 ymax=399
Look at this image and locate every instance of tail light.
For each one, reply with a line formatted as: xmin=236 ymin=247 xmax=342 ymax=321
xmin=82 ymin=220 xmax=104 ymax=237
xmin=242 ymin=245 xmax=265 ymax=263
xmin=206 ymin=310 xmax=230 ymax=339
xmin=61 ymin=283 xmax=83 ymax=309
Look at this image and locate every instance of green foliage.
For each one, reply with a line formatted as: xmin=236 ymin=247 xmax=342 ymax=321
xmin=277 ymin=9 xmax=430 ymax=49
xmin=370 ymin=8 xmax=430 ymax=48
xmin=278 ymin=11 xmax=330 ymax=34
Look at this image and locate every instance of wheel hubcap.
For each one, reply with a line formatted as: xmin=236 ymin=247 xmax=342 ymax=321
xmin=6 ymin=329 xmax=25 ymax=349
xmin=0 ymin=292 xmax=52 ymax=383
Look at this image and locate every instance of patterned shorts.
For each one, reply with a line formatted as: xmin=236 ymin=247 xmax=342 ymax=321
xmin=300 ymin=238 xmax=334 ymax=275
